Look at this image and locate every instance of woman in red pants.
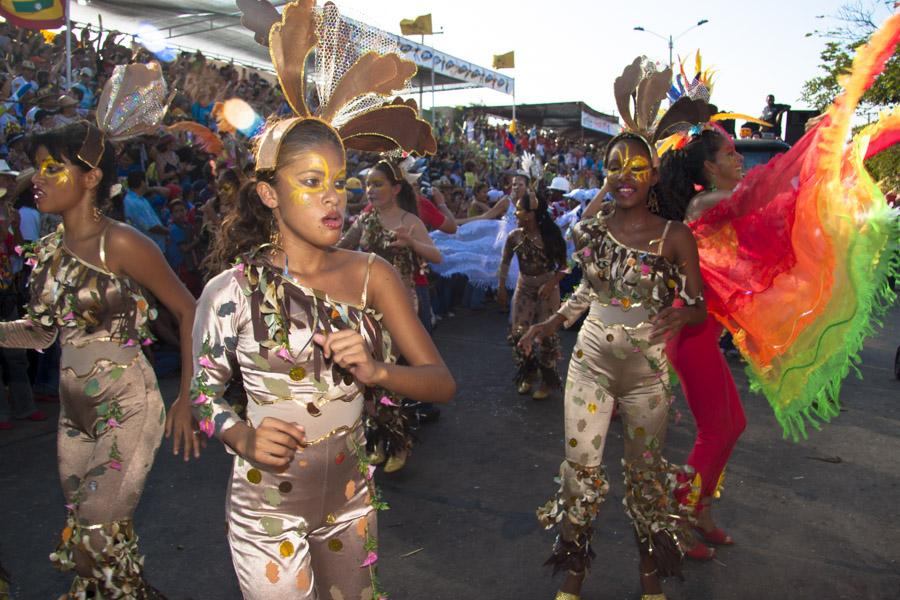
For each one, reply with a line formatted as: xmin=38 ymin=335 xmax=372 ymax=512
xmin=658 ymin=126 xmax=748 ymax=559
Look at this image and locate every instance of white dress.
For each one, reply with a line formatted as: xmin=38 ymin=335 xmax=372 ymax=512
xmin=430 ymin=199 xmax=519 ymax=288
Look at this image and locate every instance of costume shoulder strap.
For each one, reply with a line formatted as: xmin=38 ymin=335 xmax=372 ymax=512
xmin=361 ymin=252 xmax=376 ymax=308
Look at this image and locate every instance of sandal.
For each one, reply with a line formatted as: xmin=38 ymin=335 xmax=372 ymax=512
xmin=695 ymin=526 xmax=734 ymax=546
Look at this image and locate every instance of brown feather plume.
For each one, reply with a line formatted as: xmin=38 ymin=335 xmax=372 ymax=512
xmin=635 ymin=66 xmax=672 ymax=133
xmin=268 ymin=0 xmax=317 ymax=117
xmin=653 ymin=97 xmax=719 ymax=141
xmin=613 ymin=57 xmax=643 ymax=133
xmin=339 ymin=98 xmax=436 ymax=155
xmin=320 ymin=53 xmax=417 ymax=123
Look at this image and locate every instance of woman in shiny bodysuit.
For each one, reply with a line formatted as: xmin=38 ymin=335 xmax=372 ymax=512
xmin=193 ymin=119 xmax=455 ymax=600
xmin=0 ymin=122 xmax=198 ymax=598
xmin=522 ymin=134 xmax=707 ymax=600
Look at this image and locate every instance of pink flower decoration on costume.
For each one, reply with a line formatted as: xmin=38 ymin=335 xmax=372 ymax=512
xmin=276 ymin=347 xmax=292 ymax=362
xmin=199 ymin=418 xmax=215 ymax=438
xmin=235 ymin=262 xmax=245 ymax=273
xmin=14 ymin=245 xmax=23 ymax=256
xmin=640 ymin=264 xmax=650 ymax=275
xmin=193 ymin=392 xmax=209 ymax=406
xmin=379 ymin=395 xmax=398 ymax=407
xmin=581 ymin=247 xmax=592 ymax=257
xmin=109 ymin=460 xmax=122 ymax=471
xmin=360 ymin=551 xmax=378 ymax=568
xmin=198 ymin=356 xmax=215 ymax=369
xmin=25 ymin=258 xmax=37 ymax=267
xmin=107 ymin=418 xmax=120 ymax=429
xmin=65 ymin=503 xmax=75 ymax=511
xmin=141 ymin=338 xmax=153 ymax=346
xmin=367 ymin=464 xmax=376 ymax=480
xmin=62 ymin=311 xmax=75 ymax=321
xmin=124 ymin=339 xmax=136 ymax=347
xmin=672 ymin=298 xmax=686 ymax=308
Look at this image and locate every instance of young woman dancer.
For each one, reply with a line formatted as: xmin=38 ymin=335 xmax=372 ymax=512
xmin=337 ymin=160 xmax=443 ymax=473
xmin=195 ymin=2 xmax=454 ymax=598
xmin=520 ymin=58 xmax=707 ymax=600
xmin=497 ymin=187 xmax=567 ymax=400
xmin=658 ymin=126 xmax=748 ymax=557
xmin=0 ymin=63 xmax=199 ymax=598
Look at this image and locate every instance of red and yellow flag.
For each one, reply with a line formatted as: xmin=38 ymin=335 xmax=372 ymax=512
xmin=0 ymin=0 xmax=65 ymax=30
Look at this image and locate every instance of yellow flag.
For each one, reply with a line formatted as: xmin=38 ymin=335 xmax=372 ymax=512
xmin=493 ymin=51 xmax=515 ymax=69
xmin=0 ymin=0 xmax=65 ymax=29
xmin=400 ymin=14 xmax=433 ymax=36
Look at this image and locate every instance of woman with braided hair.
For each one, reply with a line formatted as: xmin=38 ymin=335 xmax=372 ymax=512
xmin=497 ymin=176 xmax=567 ymax=400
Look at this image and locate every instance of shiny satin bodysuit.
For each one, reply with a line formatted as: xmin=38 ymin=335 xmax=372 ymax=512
xmin=500 ymin=228 xmax=562 ymax=388
xmin=536 ymin=214 xmax=696 ymax=577
xmin=192 ymin=250 xmax=389 ymax=600
xmin=0 ymin=226 xmax=163 ymax=598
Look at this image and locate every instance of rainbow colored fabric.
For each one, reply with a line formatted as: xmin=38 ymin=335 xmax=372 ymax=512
xmin=690 ymin=12 xmax=900 ymax=440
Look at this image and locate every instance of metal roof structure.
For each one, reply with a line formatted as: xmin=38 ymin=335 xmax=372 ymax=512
xmin=477 ymin=101 xmax=621 ymax=141
xmin=84 ymin=1 xmax=513 ymax=95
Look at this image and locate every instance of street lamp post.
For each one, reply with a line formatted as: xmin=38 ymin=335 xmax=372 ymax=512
xmin=633 ymin=19 xmax=709 ymax=69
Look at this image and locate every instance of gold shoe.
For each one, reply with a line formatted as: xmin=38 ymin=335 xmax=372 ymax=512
xmin=640 ymin=595 xmax=666 ymax=600
xmin=517 ymin=381 xmax=532 ymax=394
xmin=554 ymin=593 xmax=579 ymax=600
xmin=384 ymin=450 xmax=407 ymax=473
xmin=368 ymin=446 xmax=385 ymax=466
xmin=532 ymin=387 xmax=550 ymax=400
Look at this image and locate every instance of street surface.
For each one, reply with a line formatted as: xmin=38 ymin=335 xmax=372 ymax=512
xmin=1 ymin=304 xmax=898 ymax=600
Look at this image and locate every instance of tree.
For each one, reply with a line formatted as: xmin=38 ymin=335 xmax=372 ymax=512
xmin=802 ymin=1 xmax=900 ymax=190
xmin=801 ymin=1 xmax=899 ymax=111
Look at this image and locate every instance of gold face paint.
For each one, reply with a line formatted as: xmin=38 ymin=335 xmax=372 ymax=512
xmin=39 ymin=156 xmax=71 ymax=187
xmin=607 ymin=146 xmax=651 ymax=183
xmin=287 ymin=152 xmax=346 ymax=207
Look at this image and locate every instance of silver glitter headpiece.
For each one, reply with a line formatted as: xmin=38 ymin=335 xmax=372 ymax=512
xmin=78 ymin=62 xmax=173 ymax=169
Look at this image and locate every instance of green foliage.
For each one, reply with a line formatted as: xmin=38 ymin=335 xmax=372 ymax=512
xmin=801 ymin=1 xmax=899 ymax=111
xmin=865 ymin=144 xmax=900 ymax=190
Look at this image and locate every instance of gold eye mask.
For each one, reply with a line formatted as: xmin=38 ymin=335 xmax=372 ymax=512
xmin=39 ymin=156 xmax=70 ymax=186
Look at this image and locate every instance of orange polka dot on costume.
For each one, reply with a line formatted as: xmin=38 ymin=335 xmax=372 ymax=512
xmin=568 ymin=438 xmax=578 ymax=447
xmin=279 ymin=481 xmax=293 ymax=493
xmin=279 ymin=540 xmax=295 ymax=557
xmin=296 ymin=568 xmax=311 ymax=590
xmin=326 ymin=513 xmax=336 ymax=524
xmin=355 ymin=519 xmax=367 ymax=538
xmin=335 ymin=452 xmax=346 ymax=465
xmin=328 ymin=538 xmax=343 ymax=552
xmin=61 ymin=527 xmax=73 ymax=543
xmin=247 ymin=469 xmax=262 ymax=484
xmin=265 ymin=561 xmax=279 ymax=584
xmin=289 ymin=366 xmax=306 ymax=381
xmin=344 ymin=479 xmax=356 ymax=500
xmin=298 ymin=460 xmax=309 ymax=467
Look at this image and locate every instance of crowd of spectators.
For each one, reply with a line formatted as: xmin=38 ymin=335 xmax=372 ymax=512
xmin=0 ymin=22 xmax=608 ymax=425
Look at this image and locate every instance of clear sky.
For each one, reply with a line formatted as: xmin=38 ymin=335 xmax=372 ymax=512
xmin=73 ymin=0 xmax=897 ymax=120
xmin=329 ymin=0 xmax=894 ymax=117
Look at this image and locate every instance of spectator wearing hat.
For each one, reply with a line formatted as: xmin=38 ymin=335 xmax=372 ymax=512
xmin=345 ymin=176 xmax=366 ymax=216
xmin=4 ymin=133 xmax=27 ymax=173
xmin=10 ymin=61 xmax=36 ymax=98
xmin=547 ymin=175 xmax=571 ymax=220
xmin=24 ymin=87 xmax=55 ymax=130
xmin=53 ymin=95 xmax=80 ymax=127
xmin=72 ymin=67 xmax=95 ymax=110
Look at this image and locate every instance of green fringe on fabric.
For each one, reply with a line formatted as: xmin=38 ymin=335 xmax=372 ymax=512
xmin=747 ymin=212 xmax=899 ymax=441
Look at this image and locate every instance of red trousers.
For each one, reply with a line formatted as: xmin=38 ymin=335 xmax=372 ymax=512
xmin=666 ymin=315 xmax=746 ymax=499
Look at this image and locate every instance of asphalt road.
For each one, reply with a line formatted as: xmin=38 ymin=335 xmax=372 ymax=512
xmin=1 ymin=304 xmax=898 ymax=600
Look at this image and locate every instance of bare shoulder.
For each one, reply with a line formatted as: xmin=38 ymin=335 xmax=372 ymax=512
xmin=665 ymin=220 xmax=695 ymax=243
xmin=105 ymin=220 xmax=154 ymax=250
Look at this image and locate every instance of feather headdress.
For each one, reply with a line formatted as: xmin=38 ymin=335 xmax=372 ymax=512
xmin=239 ymin=0 xmax=436 ymax=171
xmin=78 ymin=61 xmax=172 ymax=168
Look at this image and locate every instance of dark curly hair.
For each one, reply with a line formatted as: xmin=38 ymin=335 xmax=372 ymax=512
xmin=658 ymin=129 xmax=726 ymax=221
xmin=27 ymin=121 xmax=118 ymax=213
xmin=206 ymin=119 xmax=344 ymax=274
xmin=517 ymin=194 xmax=567 ymax=270
xmin=371 ymin=160 xmax=419 ymax=218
